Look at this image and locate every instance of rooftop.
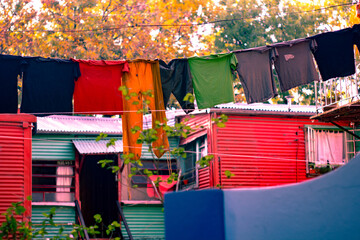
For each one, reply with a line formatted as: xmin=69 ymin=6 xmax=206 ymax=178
xmin=35 ymin=111 xmax=183 ymax=134
xmin=214 ymin=103 xmax=316 ymax=114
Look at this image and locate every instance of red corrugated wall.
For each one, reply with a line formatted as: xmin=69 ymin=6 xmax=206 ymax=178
xmin=198 ymin=167 xmax=211 ymax=189
xmin=213 ymin=114 xmax=337 ymax=189
xmin=0 ymin=114 xmax=35 ymax=222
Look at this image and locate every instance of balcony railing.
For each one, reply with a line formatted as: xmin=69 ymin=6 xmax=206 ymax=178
xmin=315 ymin=76 xmax=360 ymax=112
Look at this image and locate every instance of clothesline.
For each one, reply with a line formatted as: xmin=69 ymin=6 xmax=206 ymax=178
xmin=2 ymin=25 xmax=359 ymax=116
xmin=2 ymin=24 xmax=360 ymax=161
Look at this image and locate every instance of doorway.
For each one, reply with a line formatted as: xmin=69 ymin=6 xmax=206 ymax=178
xmin=80 ymin=154 xmax=120 ymax=238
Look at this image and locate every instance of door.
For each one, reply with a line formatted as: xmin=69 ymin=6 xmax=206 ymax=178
xmin=80 ymin=154 xmax=119 ymax=238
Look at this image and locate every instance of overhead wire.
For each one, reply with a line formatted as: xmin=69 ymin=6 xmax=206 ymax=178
xmin=0 ymin=133 xmax=314 ymax=163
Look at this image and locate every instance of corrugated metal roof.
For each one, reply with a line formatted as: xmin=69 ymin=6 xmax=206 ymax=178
xmin=72 ymin=139 xmax=123 ymax=154
xmin=36 ymin=115 xmax=123 ymax=134
xmin=214 ymin=103 xmax=317 ymax=113
xmin=36 ymin=111 xmax=183 ymax=134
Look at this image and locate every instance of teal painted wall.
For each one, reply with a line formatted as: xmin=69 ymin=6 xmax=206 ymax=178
xmin=121 ymin=204 xmax=165 ymax=240
xmin=32 ymin=135 xmax=75 ymax=161
xmin=32 ymin=205 xmax=75 ymax=239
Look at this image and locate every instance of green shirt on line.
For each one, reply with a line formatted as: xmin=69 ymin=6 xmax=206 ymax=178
xmin=188 ymin=53 xmax=238 ymax=109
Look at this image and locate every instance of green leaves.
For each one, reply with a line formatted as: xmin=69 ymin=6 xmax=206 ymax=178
xmin=96 ymin=133 xmax=108 ymax=142
xmin=131 ymin=125 xmax=141 ymax=134
xmin=98 ymin=159 xmax=114 ymax=168
xmin=170 ymin=147 xmax=187 ymax=159
xmin=183 ymin=93 xmax=195 ymax=103
xmin=212 ymin=114 xmax=228 ymax=128
xmin=94 ymin=214 xmax=102 ymax=224
xmin=118 ymin=85 xmax=129 ymax=96
xmin=106 ymin=138 xmax=116 ymax=147
xmin=224 ymin=170 xmax=235 ymax=179
xmin=197 ymin=155 xmax=214 ymax=168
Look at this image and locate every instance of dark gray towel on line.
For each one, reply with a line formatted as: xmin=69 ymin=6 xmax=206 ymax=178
xmin=159 ymin=59 xmax=195 ymax=113
xmin=234 ymin=46 xmax=278 ymax=104
xmin=272 ymin=39 xmax=319 ymax=92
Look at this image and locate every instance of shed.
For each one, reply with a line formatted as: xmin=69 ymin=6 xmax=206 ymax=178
xmin=32 ymin=112 xmax=181 ymax=239
xmin=177 ymin=103 xmax=359 ymax=190
xmin=0 ymin=114 xmax=36 ymax=222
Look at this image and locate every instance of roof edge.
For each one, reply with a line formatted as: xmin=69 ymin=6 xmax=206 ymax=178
xmin=211 ymin=108 xmax=315 ymax=116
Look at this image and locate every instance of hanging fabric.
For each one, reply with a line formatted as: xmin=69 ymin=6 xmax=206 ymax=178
xmin=315 ymin=131 xmax=344 ymax=165
xmin=272 ymin=38 xmax=319 ymax=92
xmin=188 ymin=53 xmax=237 ymax=109
xmin=0 ymin=54 xmax=24 ymax=113
xmin=308 ymin=27 xmax=357 ymax=81
xmin=71 ymin=59 xmax=129 ymax=115
xmin=122 ymin=59 xmax=169 ymax=160
xmin=234 ymin=46 xmax=277 ymax=104
xmin=159 ymin=59 xmax=195 ymax=113
xmin=146 ymin=175 xmax=177 ymax=198
xmin=20 ymin=57 xmax=81 ymax=115
xmin=56 ymin=162 xmax=73 ymax=202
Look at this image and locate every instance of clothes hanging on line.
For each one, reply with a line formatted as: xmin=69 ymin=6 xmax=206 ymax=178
xmin=272 ymin=38 xmax=319 ymax=92
xmin=20 ymin=57 xmax=80 ymax=115
xmin=188 ymin=53 xmax=237 ymax=109
xmin=159 ymin=59 xmax=195 ymax=113
xmin=71 ymin=59 xmax=129 ymax=115
xmin=308 ymin=26 xmax=359 ymax=81
xmin=0 ymin=54 xmax=24 ymax=113
xmin=122 ymin=59 xmax=169 ymax=160
xmin=234 ymin=46 xmax=277 ymax=104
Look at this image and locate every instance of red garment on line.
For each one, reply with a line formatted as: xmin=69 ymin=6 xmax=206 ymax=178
xmin=71 ymin=59 xmax=129 ymax=115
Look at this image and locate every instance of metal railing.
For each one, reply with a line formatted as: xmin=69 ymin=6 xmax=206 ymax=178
xmin=74 ymin=200 xmax=90 ymax=240
xmin=315 ymin=76 xmax=360 ymax=112
xmin=116 ymin=200 xmax=134 ymax=240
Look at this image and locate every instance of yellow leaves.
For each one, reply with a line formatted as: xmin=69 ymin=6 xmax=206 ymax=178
xmin=0 ymin=0 xmax=217 ymax=59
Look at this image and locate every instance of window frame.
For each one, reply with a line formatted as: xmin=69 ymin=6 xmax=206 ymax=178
xmin=305 ymin=125 xmax=357 ymax=173
xmin=32 ymin=160 xmax=75 ymax=203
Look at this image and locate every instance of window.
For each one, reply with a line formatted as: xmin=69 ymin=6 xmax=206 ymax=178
xmin=130 ymin=160 xmax=177 ymax=188
xmin=305 ymin=127 xmax=358 ymax=171
xmin=32 ymin=160 xmax=75 ymax=202
xmin=179 ymin=136 xmax=207 ymax=190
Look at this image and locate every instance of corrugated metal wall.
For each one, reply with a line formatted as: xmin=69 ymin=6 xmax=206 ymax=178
xmin=121 ymin=204 xmax=165 ymax=240
xmin=33 ymin=135 xmax=177 ymax=160
xmin=31 ymin=205 xmax=75 ymax=238
xmin=198 ymin=167 xmax=211 ymax=189
xmin=32 ymin=135 xmax=75 ymax=161
xmin=141 ymin=137 xmax=179 ymax=159
xmin=0 ymin=120 xmax=32 ymax=222
xmin=215 ymin=115 xmax=326 ymax=188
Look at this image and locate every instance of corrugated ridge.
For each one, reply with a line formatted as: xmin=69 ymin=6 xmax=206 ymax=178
xmin=198 ymin=167 xmax=211 ymax=189
xmin=217 ymin=116 xmax=314 ymax=188
xmin=0 ymin=123 xmax=25 ymax=222
xmin=121 ymin=205 xmax=165 ymax=239
xmin=32 ymin=206 xmax=75 ymax=239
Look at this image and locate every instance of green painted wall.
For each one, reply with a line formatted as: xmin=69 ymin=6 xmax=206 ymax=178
xmin=121 ymin=204 xmax=165 ymax=240
xmin=32 ymin=205 xmax=75 ymax=239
